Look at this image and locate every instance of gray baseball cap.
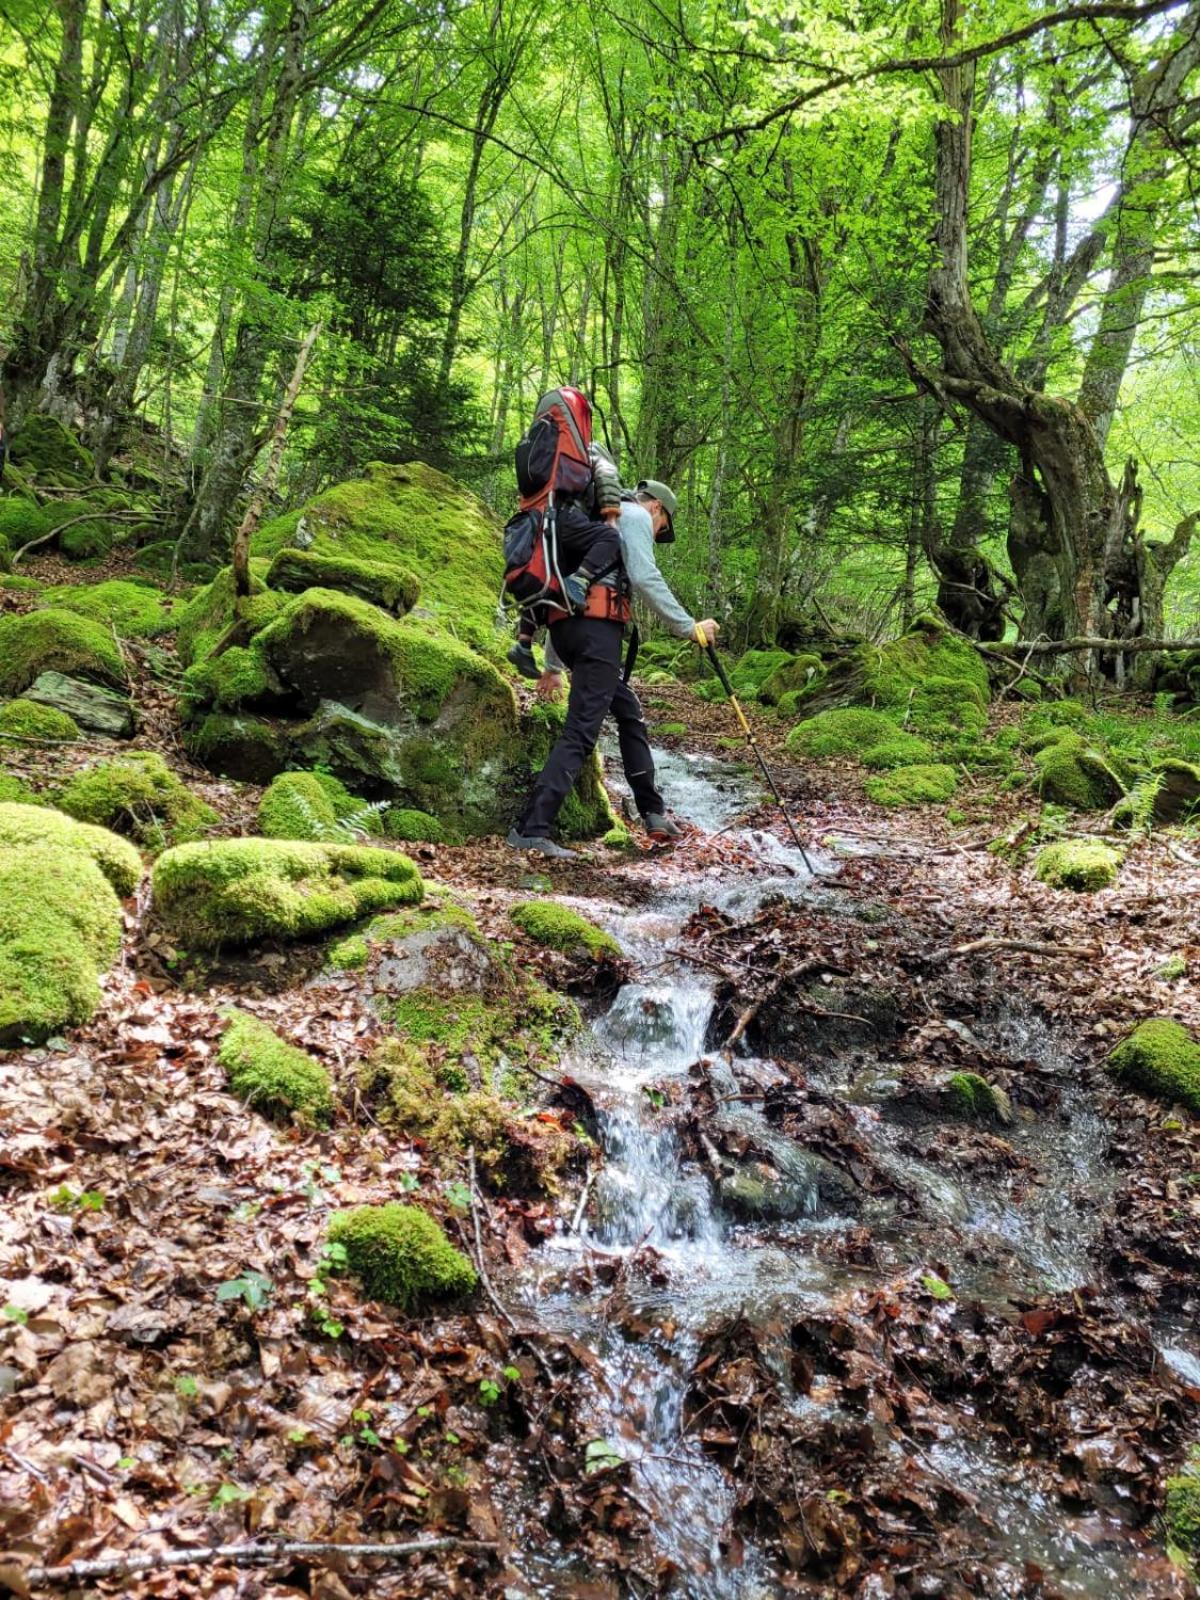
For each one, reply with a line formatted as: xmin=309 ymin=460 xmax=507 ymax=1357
xmin=636 ymin=478 xmax=678 ymax=542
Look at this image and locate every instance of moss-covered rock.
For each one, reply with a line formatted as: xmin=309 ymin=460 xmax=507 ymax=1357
xmin=510 ymin=900 xmax=621 ymax=958
xmin=0 ymin=802 xmax=141 ymax=895
xmin=908 ymin=674 xmax=988 ymax=739
xmin=383 ymin=806 xmax=449 ymax=844
xmin=1108 ymin=1019 xmax=1200 ymax=1113
xmin=864 ymin=763 xmax=958 ymax=806
xmin=57 ymin=753 xmax=218 ymax=851
xmin=0 ymin=776 xmax=38 ymax=805
xmin=0 ymin=496 xmax=60 ymax=561
xmin=40 ymin=579 xmax=175 ymax=639
xmin=758 ymin=653 xmax=824 ymax=706
xmin=728 ymin=649 xmax=794 ymax=698
xmin=152 ymin=837 xmax=423 ymax=949
xmin=266 ymin=547 xmax=420 ymax=615
xmin=182 ymin=645 xmax=274 ymax=712
xmin=218 ymin=1009 xmax=333 ymax=1122
xmin=786 ymin=707 xmax=897 ymax=760
xmin=183 ymin=712 xmax=290 ymax=784
xmin=861 ymin=731 xmax=934 ymax=770
xmin=23 ymin=673 xmax=132 ymax=738
xmin=0 ymin=699 xmax=78 ymax=741
xmin=252 ymin=461 xmax=503 ymax=653
xmin=1033 ymin=733 xmax=1126 ymax=810
xmin=8 ymin=415 xmax=93 ymax=482
xmin=945 ymin=1071 xmax=1012 ymax=1123
xmin=1146 ymin=758 xmax=1200 ymax=825
xmin=327 ymin=1203 xmax=476 ymax=1309
xmin=176 ymin=566 xmax=285 ymax=667
xmin=789 ymin=614 xmax=989 ymax=720
xmin=0 ymin=844 xmax=124 ymax=1045
xmin=1034 ymin=838 xmax=1121 ymax=892
xmin=0 ymin=609 xmax=126 ymax=696
xmin=1166 ymin=1448 xmax=1200 ymax=1558
xmin=258 ymin=770 xmax=377 ymax=842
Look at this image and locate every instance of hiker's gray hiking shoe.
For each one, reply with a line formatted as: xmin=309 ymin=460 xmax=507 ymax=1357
xmin=506 ymin=828 xmax=577 ymax=860
xmin=641 ymin=812 xmax=682 ymax=843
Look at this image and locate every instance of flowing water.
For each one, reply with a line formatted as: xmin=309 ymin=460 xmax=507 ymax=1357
xmin=513 ymin=746 xmax=1155 ymax=1597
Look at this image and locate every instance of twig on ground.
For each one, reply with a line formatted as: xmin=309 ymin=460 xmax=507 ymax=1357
xmin=22 ymin=1537 xmax=495 ymax=1586
xmin=928 ymin=936 xmax=1098 ymax=964
xmin=570 ymin=1164 xmax=598 ymax=1235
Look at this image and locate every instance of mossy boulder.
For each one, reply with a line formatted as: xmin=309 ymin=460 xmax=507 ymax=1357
xmin=0 ymin=700 xmax=78 ymax=742
xmin=945 ymin=1071 xmax=1013 ymax=1123
xmin=218 ymin=1009 xmax=333 ymax=1122
xmin=1146 ymin=758 xmax=1200 ymax=825
xmin=0 ymin=497 xmax=61 ymax=562
xmin=0 ymin=776 xmax=38 ymax=805
xmin=1108 ymin=1019 xmax=1200 ymax=1113
xmin=384 ymin=807 xmax=449 ymax=844
xmin=908 ymin=674 xmax=988 ymax=739
xmin=0 ymin=805 xmax=138 ymax=1044
xmin=0 ymin=802 xmax=141 ymax=896
xmin=510 ymin=900 xmax=621 ymax=959
xmin=729 ymin=649 xmax=794 ymax=698
xmin=786 ymin=707 xmax=896 ymax=760
xmin=258 ymin=770 xmax=377 ymax=842
xmin=861 ymin=731 xmax=934 ymax=770
xmin=176 ymin=566 xmax=286 ymax=667
xmin=265 ymin=548 xmax=419 ymax=615
xmin=184 ymin=712 xmax=290 ymax=784
xmin=790 ymin=614 xmax=989 ymax=720
xmin=151 ymin=837 xmax=423 ymax=949
xmin=8 ymin=415 xmax=93 ymax=482
xmin=252 ymin=461 xmax=503 ymax=653
xmin=0 ymin=609 xmax=126 ymax=696
xmin=1034 ymin=838 xmax=1121 ymax=892
xmin=183 ymin=645 xmax=274 ymax=712
xmin=757 ymin=653 xmax=825 ymax=706
xmin=327 ymin=1203 xmax=476 ymax=1309
xmin=864 ymin=763 xmax=958 ymax=806
xmin=1033 ymin=732 xmax=1126 ymax=810
xmin=57 ymin=753 xmax=218 ymax=851
xmin=40 ymin=579 xmax=175 ymax=639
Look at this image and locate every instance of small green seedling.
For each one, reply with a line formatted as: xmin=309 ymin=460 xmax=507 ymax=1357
xmin=215 ymin=1271 xmax=273 ymax=1312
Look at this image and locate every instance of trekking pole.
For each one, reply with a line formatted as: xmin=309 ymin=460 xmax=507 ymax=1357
xmin=697 ymin=632 xmax=816 ymax=874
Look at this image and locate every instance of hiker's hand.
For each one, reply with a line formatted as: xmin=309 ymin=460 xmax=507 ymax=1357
xmin=536 ymin=670 xmax=565 ymax=701
xmin=693 ymin=619 xmax=720 ymax=646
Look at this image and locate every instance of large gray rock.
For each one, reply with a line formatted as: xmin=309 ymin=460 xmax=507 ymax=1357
xmin=25 ymin=672 xmax=133 ymax=737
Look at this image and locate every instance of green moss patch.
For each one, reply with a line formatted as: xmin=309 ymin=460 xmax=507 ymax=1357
xmin=758 ymin=653 xmax=824 ymax=706
xmin=1033 ymin=734 xmax=1126 ymax=811
xmin=253 ymin=461 xmax=503 ymax=654
xmin=1108 ymin=1019 xmax=1200 ymax=1113
xmin=946 ymin=1072 xmax=1011 ymax=1122
xmin=0 ymin=802 xmax=141 ymax=895
xmin=41 ymin=579 xmax=175 ymax=639
xmin=908 ymin=674 xmax=988 ymax=739
xmin=729 ymin=649 xmax=794 ymax=698
xmin=152 ymin=837 xmax=422 ymax=948
xmin=510 ymin=900 xmax=621 ymax=958
xmin=58 ymin=753 xmax=218 ymax=851
xmin=184 ymin=712 xmax=289 ymax=784
xmin=1166 ymin=1448 xmax=1200 ymax=1558
xmin=0 ymin=609 xmax=126 ymax=696
xmin=175 ymin=565 xmax=283 ymax=667
xmin=258 ymin=770 xmax=378 ymax=842
xmin=384 ymin=807 xmax=449 ymax=843
xmin=9 ymin=415 xmax=93 ymax=482
xmin=0 ymin=842 xmax=124 ymax=1045
xmin=1034 ymin=839 xmax=1121 ymax=892
xmin=786 ymin=708 xmax=897 ymax=760
xmin=0 ymin=699 xmax=78 ymax=741
xmin=327 ymin=1202 xmax=476 ymax=1308
xmin=861 ymin=731 xmax=933 ymax=770
xmin=864 ymin=763 xmax=958 ymax=807
xmin=0 ymin=776 xmax=38 ymax=805
xmin=266 ymin=548 xmax=420 ymax=615
xmin=218 ymin=1009 xmax=333 ymax=1122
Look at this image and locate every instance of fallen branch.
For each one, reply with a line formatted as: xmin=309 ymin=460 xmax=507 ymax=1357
xmin=21 ymin=1536 xmax=495 ymax=1586
xmin=12 ymin=510 xmax=165 ymax=568
xmin=983 ymin=635 xmax=1200 ymax=656
xmin=928 ymin=936 xmax=1099 ymax=964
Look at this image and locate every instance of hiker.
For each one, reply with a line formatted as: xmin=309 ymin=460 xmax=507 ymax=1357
xmin=507 ymin=479 xmax=719 ymax=858
xmin=507 ymin=401 xmax=624 ymax=680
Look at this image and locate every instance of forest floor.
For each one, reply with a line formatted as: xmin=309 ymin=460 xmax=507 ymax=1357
xmin=1 ymin=602 xmax=1199 ymax=1599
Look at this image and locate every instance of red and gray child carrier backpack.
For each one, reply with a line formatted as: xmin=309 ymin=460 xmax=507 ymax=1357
xmin=502 ymin=387 xmax=597 ymax=615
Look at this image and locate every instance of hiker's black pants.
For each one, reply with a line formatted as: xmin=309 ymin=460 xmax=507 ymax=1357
xmin=517 ymin=616 xmax=663 ymax=837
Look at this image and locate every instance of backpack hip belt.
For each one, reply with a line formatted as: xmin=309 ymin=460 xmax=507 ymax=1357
xmin=547 ymin=585 xmax=631 ymax=626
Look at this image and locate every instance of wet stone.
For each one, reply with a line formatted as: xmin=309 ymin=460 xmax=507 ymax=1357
xmin=25 ymin=671 xmax=133 ymax=737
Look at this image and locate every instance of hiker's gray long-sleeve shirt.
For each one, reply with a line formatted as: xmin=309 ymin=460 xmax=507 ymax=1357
xmin=544 ymin=502 xmax=695 ymax=672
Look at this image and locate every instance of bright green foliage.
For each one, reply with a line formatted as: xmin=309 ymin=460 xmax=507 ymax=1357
xmin=0 ymin=776 xmax=38 ymax=805
xmin=1033 ymin=733 xmax=1126 ymax=810
xmin=864 ymin=763 xmax=958 ymax=806
xmin=0 ymin=573 xmax=43 ymax=593
xmin=1166 ymin=1449 xmax=1200 ymax=1557
xmin=0 ymin=842 xmax=124 ymax=1044
xmin=58 ymin=753 xmax=218 ymax=851
xmin=1034 ymin=839 xmax=1121 ymax=892
xmin=152 ymin=837 xmax=423 ymax=947
xmin=1108 ymin=1019 xmax=1200 ymax=1113
xmin=757 ymin=653 xmax=824 ymax=705
xmin=786 ymin=707 xmax=896 ymax=759
xmin=253 ymin=462 xmax=503 ymax=653
xmin=0 ymin=609 xmax=126 ymax=696
xmin=908 ymin=675 xmax=988 ymax=739
xmin=265 ymin=547 xmax=420 ymax=614
xmin=40 ymin=579 xmax=176 ymax=639
xmin=946 ymin=1072 xmax=1009 ymax=1121
xmin=218 ymin=1009 xmax=333 ymax=1122
xmin=258 ymin=770 xmax=375 ymax=841
xmin=327 ymin=1203 xmax=476 ymax=1308
xmin=728 ymin=649 xmax=793 ymax=697
xmin=384 ymin=807 xmax=449 ymax=843
xmin=655 ymin=722 xmax=687 ymax=737
xmin=0 ymin=700 xmax=78 ymax=741
xmin=0 ymin=802 xmax=142 ymax=895
xmin=183 ymin=646 xmax=272 ymax=710
xmin=175 ymin=565 xmax=283 ymax=666
xmin=510 ymin=899 xmax=621 ymax=958
xmin=861 ymin=732 xmax=934 ymax=769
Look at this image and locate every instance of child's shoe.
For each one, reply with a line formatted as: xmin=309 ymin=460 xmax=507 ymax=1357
xmin=507 ymin=641 xmax=540 ymax=680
